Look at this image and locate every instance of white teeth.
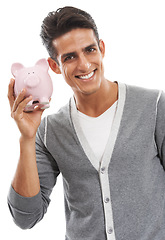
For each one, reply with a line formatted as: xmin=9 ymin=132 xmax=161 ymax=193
xmin=78 ymin=71 xmax=94 ymax=80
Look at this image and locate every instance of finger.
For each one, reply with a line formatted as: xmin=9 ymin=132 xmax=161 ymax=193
xmin=8 ymin=78 xmax=15 ymax=110
xmin=33 ymin=106 xmax=45 ymax=115
xmin=12 ymin=95 xmax=33 ymax=120
xmin=15 ymin=95 xmax=33 ymax=116
xmin=12 ymin=88 xmax=27 ymax=113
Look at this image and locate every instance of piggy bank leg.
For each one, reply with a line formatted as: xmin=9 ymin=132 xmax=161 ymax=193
xmin=39 ymin=97 xmax=50 ymax=109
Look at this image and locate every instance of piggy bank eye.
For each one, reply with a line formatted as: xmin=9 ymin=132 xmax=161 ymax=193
xmin=28 ymin=73 xmax=30 ymax=74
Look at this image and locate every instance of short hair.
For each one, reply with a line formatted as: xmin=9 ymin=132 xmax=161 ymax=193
xmin=40 ymin=6 xmax=100 ymax=64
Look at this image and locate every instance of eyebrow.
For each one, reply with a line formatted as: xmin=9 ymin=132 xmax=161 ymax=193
xmin=84 ymin=43 xmax=98 ymax=51
xmin=61 ymin=43 xmax=98 ymax=61
xmin=61 ymin=51 xmax=76 ymax=61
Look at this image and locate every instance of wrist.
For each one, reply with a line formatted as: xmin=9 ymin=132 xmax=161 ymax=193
xmin=19 ymin=135 xmax=36 ymax=145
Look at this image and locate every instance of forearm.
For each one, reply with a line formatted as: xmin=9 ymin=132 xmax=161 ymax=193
xmin=8 ymin=80 xmax=52 ymax=228
xmin=12 ymin=136 xmax=40 ymax=197
xmin=8 ymin=185 xmax=43 ymax=229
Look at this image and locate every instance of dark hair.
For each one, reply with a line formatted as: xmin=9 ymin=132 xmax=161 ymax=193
xmin=40 ymin=6 xmax=99 ymax=64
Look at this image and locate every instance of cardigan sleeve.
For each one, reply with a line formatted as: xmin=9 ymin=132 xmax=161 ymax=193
xmin=7 ymin=118 xmax=60 ymax=229
xmin=155 ymin=91 xmax=165 ymax=169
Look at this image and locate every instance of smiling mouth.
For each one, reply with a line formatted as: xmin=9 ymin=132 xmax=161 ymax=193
xmin=75 ymin=69 xmax=96 ymax=80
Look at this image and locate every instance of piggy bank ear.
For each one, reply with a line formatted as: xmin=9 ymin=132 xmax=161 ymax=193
xmin=35 ymin=59 xmax=49 ymax=71
xmin=11 ymin=63 xmax=24 ymax=77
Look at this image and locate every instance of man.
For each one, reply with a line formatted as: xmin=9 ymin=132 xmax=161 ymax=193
xmin=7 ymin=6 xmax=165 ymax=240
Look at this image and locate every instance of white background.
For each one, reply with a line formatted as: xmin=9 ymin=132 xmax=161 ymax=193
xmin=1 ymin=0 xmax=165 ymax=239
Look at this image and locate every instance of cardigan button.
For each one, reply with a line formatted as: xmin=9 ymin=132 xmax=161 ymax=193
xmin=104 ymin=197 xmax=110 ymax=203
xmin=108 ymin=227 xmax=113 ymax=234
xmin=100 ymin=167 xmax=106 ymax=173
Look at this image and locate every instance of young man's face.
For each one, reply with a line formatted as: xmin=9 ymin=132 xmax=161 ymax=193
xmin=50 ymin=28 xmax=105 ymax=96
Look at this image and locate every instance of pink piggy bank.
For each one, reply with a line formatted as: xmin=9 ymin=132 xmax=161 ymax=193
xmin=11 ymin=59 xmax=53 ymax=112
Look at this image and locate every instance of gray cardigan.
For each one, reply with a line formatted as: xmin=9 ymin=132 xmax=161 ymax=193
xmin=8 ymin=83 xmax=165 ymax=240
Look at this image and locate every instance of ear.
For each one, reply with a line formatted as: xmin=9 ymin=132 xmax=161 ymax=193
xmin=11 ymin=63 xmax=24 ymax=77
xmin=35 ymin=58 xmax=49 ymax=71
xmin=99 ymin=39 xmax=105 ymax=58
xmin=47 ymin=57 xmax=61 ymax=74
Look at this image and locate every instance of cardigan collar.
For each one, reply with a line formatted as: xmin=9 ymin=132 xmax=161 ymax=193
xmin=70 ymin=82 xmax=126 ymax=171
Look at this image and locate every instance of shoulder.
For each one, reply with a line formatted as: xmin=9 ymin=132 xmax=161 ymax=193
xmin=47 ymin=101 xmax=70 ymax=125
xmin=125 ymin=83 xmax=161 ymax=100
xmin=38 ymin=100 xmax=71 ymax=137
xmin=124 ymin=83 xmax=162 ymax=110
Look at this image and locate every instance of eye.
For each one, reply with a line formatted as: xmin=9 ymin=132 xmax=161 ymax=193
xmin=64 ymin=55 xmax=74 ymax=62
xmin=87 ymin=47 xmax=96 ymax=53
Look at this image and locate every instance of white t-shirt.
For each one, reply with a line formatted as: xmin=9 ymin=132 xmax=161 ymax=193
xmin=76 ymin=101 xmax=118 ymax=162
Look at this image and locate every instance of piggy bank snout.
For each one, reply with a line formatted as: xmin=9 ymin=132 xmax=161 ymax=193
xmin=24 ymin=74 xmax=40 ymax=88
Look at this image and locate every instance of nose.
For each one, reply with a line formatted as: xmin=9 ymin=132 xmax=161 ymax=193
xmin=77 ymin=53 xmax=91 ymax=72
xmin=24 ymin=74 xmax=40 ymax=88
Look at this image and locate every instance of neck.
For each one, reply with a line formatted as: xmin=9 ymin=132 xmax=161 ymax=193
xmin=74 ymin=80 xmax=118 ymax=117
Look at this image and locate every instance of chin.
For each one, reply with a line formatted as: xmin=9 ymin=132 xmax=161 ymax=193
xmin=80 ymin=85 xmax=101 ymax=96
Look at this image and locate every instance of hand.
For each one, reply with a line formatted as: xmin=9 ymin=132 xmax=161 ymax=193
xmin=8 ymin=78 xmax=45 ymax=140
